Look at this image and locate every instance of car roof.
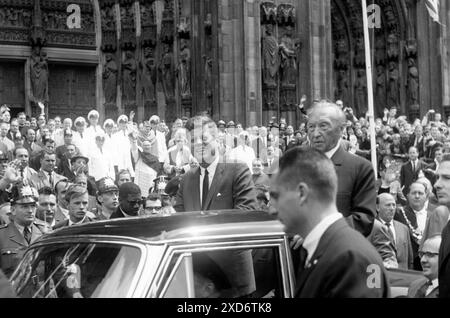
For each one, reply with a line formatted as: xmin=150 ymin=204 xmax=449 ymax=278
xmin=43 ymin=210 xmax=284 ymax=244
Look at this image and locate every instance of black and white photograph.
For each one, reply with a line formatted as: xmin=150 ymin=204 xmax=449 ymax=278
xmin=0 ymin=0 xmax=450 ymax=302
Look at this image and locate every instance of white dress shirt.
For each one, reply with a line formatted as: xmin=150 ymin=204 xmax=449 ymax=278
xmin=426 ymin=279 xmax=439 ymax=296
xmin=302 ymin=211 xmax=343 ymax=266
xmin=68 ymin=216 xmax=87 ymax=226
xmin=199 ymin=156 xmax=220 ymax=204
xmin=325 ymin=140 xmax=341 ymax=159
xmin=414 ymin=207 xmax=427 ymax=233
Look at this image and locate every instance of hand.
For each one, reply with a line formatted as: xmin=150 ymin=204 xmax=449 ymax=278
xmin=429 ymin=109 xmax=435 ymax=114
xmin=384 ymin=108 xmax=389 ymax=114
xmin=38 ymin=102 xmax=45 ymax=111
xmin=129 ymin=111 xmax=135 ymax=120
xmin=290 ymin=235 xmax=304 ymax=250
xmin=2 ymin=162 xmax=22 ymax=184
xmin=300 ymin=95 xmax=307 ymax=104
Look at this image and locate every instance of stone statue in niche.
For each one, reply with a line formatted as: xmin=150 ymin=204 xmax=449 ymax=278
xmin=30 ymin=46 xmax=49 ymax=103
xmin=177 ymin=42 xmax=191 ymax=99
xmin=387 ymin=61 xmax=399 ymax=107
xmin=375 ymin=36 xmax=386 ymax=65
xmin=122 ymin=51 xmax=137 ymax=103
xmin=387 ymin=33 xmax=399 ymax=60
xmin=204 ymin=55 xmax=213 ymax=98
xmin=279 ymin=26 xmax=297 ymax=87
xmin=406 ymin=58 xmax=419 ymax=106
xmin=103 ymin=53 xmax=118 ymax=104
xmin=354 ymin=69 xmax=367 ymax=115
xmin=159 ymin=43 xmax=175 ymax=100
xmin=335 ymin=70 xmax=349 ymax=106
xmin=141 ymin=47 xmax=157 ymax=104
xmin=375 ymin=65 xmax=386 ymax=111
xmin=101 ymin=6 xmax=115 ymax=29
xmin=262 ymin=24 xmax=280 ymax=88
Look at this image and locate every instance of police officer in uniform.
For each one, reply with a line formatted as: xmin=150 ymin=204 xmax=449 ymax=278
xmin=95 ymin=177 xmax=119 ymax=220
xmin=0 ymin=183 xmax=44 ymax=277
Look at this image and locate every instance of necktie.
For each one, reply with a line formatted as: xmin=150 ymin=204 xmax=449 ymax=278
xmin=415 ymin=280 xmax=432 ymax=298
xmin=80 ymin=132 xmax=84 ymax=139
xmin=412 ymin=161 xmax=416 ymax=173
xmin=23 ymin=227 xmax=31 ymax=244
xmin=385 ymin=222 xmax=395 ymax=243
xmin=48 ymin=172 xmax=54 ymax=187
xmin=202 ymin=169 xmax=209 ymax=210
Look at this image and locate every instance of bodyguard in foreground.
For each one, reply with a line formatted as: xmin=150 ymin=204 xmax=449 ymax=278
xmin=270 ymin=148 xmax=389 ymax=297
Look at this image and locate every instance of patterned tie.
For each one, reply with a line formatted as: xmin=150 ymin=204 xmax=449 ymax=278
xmin=415 ymin=280 xmax=432 ymax=298
xmin=202 ymin=169 xmax=209 ymax=210
xmin=23 ymin=227 xmax=31 ymax=244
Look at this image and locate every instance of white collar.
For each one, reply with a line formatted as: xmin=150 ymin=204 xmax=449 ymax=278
xmin=413 ymin=206 xmax=427 ymax=215
xmin=200 ymin=156 xmax=220 ymax=177
xmin=302 ymin=210 xmax=343 ymax=265
xmin=69 ymin=215 xmax=86 ymax=226
xmin=325 ymin=140 xmax=341 ymax=159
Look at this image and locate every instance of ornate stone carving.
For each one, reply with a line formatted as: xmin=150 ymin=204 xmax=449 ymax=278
xmin=30 ymin=46 xmax=49 ymax=104
xmin=140 ymin=1 xmax=156 ymax=48
xmin=120 ymin=1 xmax=136 ymax=50
xmin=122 ymin=50 xmax=137 ymax=104
xmin=354 ymin=69 xmax=367 ymax=114
xmin=100 ymin=3 xmax=116 ymax=52
xmin=335 ymin=69 xmax=349 ymax=106
xmin=387 ymin=61 xmax=399 ymax=107
xmin=279 ymin=26 xmax=298 ymax=88
xmin=261 ymin=24 xmax=280 ymax=88
xmin=177 ymin=39 xmax=191 ymax=99
xmin=387 ymin=33 xmax=399 ymax=61
xmin=277 ymin=4 xmax=295 ymax=26
xmin=406 ymin=58 xmax=419 ymax=107
xmin=103 ymin=53 xmax=118 ymax=104
xmin=261 ymin=2 xmax=277 ymax=25
xmin=140 ymin=46 xmax=157 ymax=105
xmin=375 ymin=65 xmax=386 ymax=113
xmin=159 ymin=43 xmax=175 ymax=101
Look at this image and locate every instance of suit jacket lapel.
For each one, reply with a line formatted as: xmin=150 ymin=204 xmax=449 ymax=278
xmin=295 ymin=219 xmax=345 ymax=295
xmin=191 ymin=168 xmax=201 ymax=211
xmin=8 ymin=223 xmax=27 ymax=247
xmin=30 ymin=224 xmax=41 ymax=244
xmin=204 ymin=164 xmax=225 ymax=210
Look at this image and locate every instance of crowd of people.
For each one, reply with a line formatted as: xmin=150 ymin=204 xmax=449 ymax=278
xmin=0 ymin=97 xmax=450 ymax=298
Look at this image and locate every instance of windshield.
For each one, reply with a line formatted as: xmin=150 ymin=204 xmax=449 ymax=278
xmin=11 ymin=242 xmax=141 ymax=298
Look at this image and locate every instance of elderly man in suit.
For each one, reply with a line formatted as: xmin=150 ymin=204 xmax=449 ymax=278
xmin=29 ymin=151 xmax=65 ymax=191
xmin=270 ymin=148 xmax=389 ymax=297
xmin=377 ymin=193 xmax=413 ymax=269
xmin=400 ymin=146 xmax=429 ymax=197
xmin=395 ymin=181 xmax=437 ymax=270
xmin=0 ymin=183 xmax=44 ymax=277
xmin=408 ymin=235 xmax=441 ymax=298
xmin=175 ymin=116 xmax=257 ymax=212
xmin=434 ymin=154 xmax=450 ymax=298
xmin=306 ymin=100 xmax=376 ymax=237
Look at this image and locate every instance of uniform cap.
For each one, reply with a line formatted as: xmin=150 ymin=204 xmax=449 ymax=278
xmin=10 ymin=183 xmax=38 ymax=205
xmin=97 ymin=177 xmax=119 ymax=195
xmin=88 ymin=110 xmax=100 ymax=119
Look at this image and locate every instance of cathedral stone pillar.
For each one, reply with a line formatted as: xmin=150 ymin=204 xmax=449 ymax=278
xmin=298 ymin=0 xmax=333 ymax=104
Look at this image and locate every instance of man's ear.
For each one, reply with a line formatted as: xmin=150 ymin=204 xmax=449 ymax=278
xmin=297 ymin=182 xmax=309 ymax=205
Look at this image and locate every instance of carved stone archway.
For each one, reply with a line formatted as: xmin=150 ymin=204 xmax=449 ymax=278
xmin=331 ymin=0 xmax=417 ymax=119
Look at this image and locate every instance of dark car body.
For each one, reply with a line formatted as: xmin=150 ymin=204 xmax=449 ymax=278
xmin=10 ymin=210 xmax=424 ymax=298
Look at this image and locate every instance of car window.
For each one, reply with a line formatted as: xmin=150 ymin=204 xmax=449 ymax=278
xmin=11 ymin=243 xmax=141 ymax=298
xmin=161 ymin=247 xmax=283 ymax=298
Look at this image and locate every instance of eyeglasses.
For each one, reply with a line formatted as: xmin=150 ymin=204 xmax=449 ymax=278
xmin=418 ymin=251 xmax=439 ymax=258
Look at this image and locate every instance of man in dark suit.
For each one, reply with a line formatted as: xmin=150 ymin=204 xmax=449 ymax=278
xmin=29 ymin=152 xmax=66 ymax=191
xmin=408 ymin=235 xmax=441 ymax=298
xmin=377 ymin=193 xmax=413 ymax=270
xmin=400 ymin=146 xmax=429 ymax=197
xmin=306 ymin=100 xmax=376 ymax=237
xmin=175 ymin=116 xmax=257 ymax=212
xmin=395 ymin=181 xmax=437 ymax=270
xmin=434 ymin=154 xmax=450 ymax=298
xmin=0 ymin=183 xmax=44 ymax=277
xmin=53 ymin=184 xmax=92 ymax=229
xmin=57 ymin=144 xmax=77 ymax=179
xmin=110 ymin=182 xmax=143 ymax=219
xmin=408 ymin=125 xmax=425 ymax=159
xmin=269 ymin=148 xmax=389 ymax=297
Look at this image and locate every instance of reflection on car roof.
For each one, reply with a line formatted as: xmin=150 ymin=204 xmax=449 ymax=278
xmin=45 ymin=210 xmax=283 ymax=243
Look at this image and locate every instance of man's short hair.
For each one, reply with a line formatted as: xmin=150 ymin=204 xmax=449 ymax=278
xmin=307 ymin=100 xmax=347 ymax=127
xmin=38 ymin=186 xmax=56 ymax=196
xmin=65 ymin=184 xmax=88 ymax=203
xmin=277 ymin=148 xmax=338 ymax=203
xmin=13 ymin=147 xmax=28 ymax=157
